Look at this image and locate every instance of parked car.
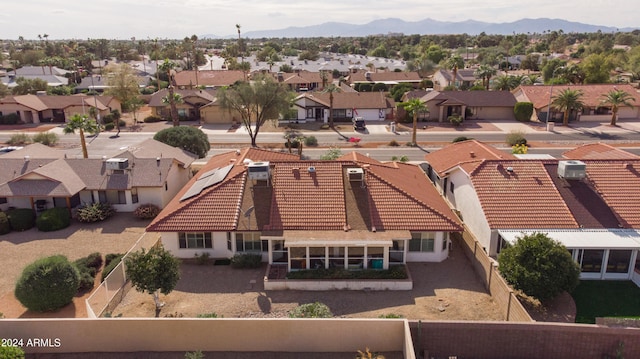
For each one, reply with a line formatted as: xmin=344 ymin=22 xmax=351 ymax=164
xmin=352 ymin=117 xmax=366 ymax=131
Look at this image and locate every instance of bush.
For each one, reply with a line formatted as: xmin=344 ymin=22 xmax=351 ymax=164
xmin=76 ymin=202 xmax=115 ymax=223
xmin=289 ymin=302 xmax=333 ymax=318
xmin=505 ymin=131 xmax=528 ymax=146
xmin=154 ymin=126 xmax=211 ymax=158
xmin=7 ymin=133 xmax=31 ymax=146
xmin=514 ymin=102 xmax=534 ymax=122
xmin=133 ymin=204 xmax=161 ymax=219
xmin=452 ymin=136 xmax=472 ymax=143
xmin=6 ymin=208 xmax=35 ymax=231
xmin=32 ymin=132 xmax=59 ymax=146
xmin=197 ymin=312 xmax=221 ymax=318
xmin=388 ymin=139 xmax=400 ymax=146
xmin=230 ymin=253 xmax=262 ymax=268
xmin=144 ymin=115 xmax=163 ymax=123
xmin=14 ymin=255 xmax=80 ymax=312
xmin=0 ymin=113 xmax=20 ymax=125
xmin=35 ymin=207 xmax=71 ymax=232
xmin=379 ymin=313 xmax=403 ymax=318
xmin=0 ymin=345 xmax=25 ymax=359
xmin=304 ymin=136 xmax=318 ymax=147
xmin=194 ymin=252 xmax=211 ymax=265
xmin=0 ymin=212 xmax=10 ymax=235
xmin=104 ymin=123 xmax=115 ymax=131
xmin=448 ymin=115 xmax=463 ymax=127
xmin=101 ymin=254 xmax=124 ymax=282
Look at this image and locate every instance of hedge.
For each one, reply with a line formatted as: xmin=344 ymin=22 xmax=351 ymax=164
xmin=6 ymin=208 xmax=35 ymax=231
xmin=14 ymin=255 xmax=80 ymax=312
xmin=36 ymin=207 xmax=71 ymax=232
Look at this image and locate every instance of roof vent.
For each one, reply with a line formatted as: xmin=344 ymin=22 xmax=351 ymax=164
xmin=506 ymin=166 xmax=514 ymax=172
xmin=308 ymin=166 xmax=316 ymax=173
xmin=558 ymin=160 xmax=586 ymax=180
xmin=469 ymin=151 xmax=475 ymax=158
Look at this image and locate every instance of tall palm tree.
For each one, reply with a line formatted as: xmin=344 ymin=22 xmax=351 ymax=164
xmin=159 ymin=60 xmax=180 ymax=127
xmin=491 ymin=75 xmax=514 ymax=91
xmin=322 ymin=84 xmax=341 ymax=128
xmin=552 ymin=89 xmax=585 ymax=126
xmin=236 ymin=24 xmax=246 ymax=81
xmin=63 ymin=114 xmax=98 ymax=159
xmin=401 ymin=98 xmax=428 ymax=146
xmin=601 ymin=89 xmax=635 ymax=126
xmin=445 ymin=55 xmax=464 ymax=90
xmin=474 ymin=64 xmax=497 ymax=90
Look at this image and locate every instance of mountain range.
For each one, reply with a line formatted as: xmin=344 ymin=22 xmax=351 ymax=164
xmin=203 ymin=18 xmax=636 ymax=39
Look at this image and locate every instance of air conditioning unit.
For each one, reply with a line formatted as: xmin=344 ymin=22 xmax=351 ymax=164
xmin=247 ymin=162 xmax=270 ymax=181
xmin=106 ymin=158 xmax=129 ymax=170
xmin=347 ymin=168 xmax=364 ymax=181
xmin=558 ymin=160 xmax=586 ymax=180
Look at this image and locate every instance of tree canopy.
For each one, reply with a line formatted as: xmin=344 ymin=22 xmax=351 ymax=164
xmin=63 ymin=114 xmax=98 ymax=158
xmin=104 ymin=63 xmax=141 ymax=112
xmin=153 ymin=126 xmax=210 ymax=158
xmin=498 ymin=232 xmax=580 ymax=302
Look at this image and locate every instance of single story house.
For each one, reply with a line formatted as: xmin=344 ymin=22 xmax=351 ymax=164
xmin=0 ymin=139 xmax=196 ymax=214
xmin=512 ymin=84 xmax=640 ymax=123
xmin=173 ymin=70 xmax=245 ymax=89
xmin=0 ymin=94 xmax=121 ymax=124
xmin=348 ymin=70 xmax=422 ymax=89
xmin=418 ymin=90 xmax=517 ymax=122
xmin=148 ymin=88 xmax=216 ymax=122
xmin=74 ymin=74 xmax=152 ymax=94
xmin=423 ymin=140 xmax=640 ymax=283
xmin=1 ymin=66 xmax=71 ymax=88
xmin=147 ymin=148 xmax=462 ymax=274
xmin=292 ymin=91 xmax=394 ymax=123
xmin=432 ymin=69 xmax=476 ymax=90
xmin=276 ymin=71 xmax=323 ymax=92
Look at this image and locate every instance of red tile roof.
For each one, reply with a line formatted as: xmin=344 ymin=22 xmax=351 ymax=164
xmin=562 ymin=143 xmax=640 ymax=160
xmin=514 ymin=84 xmax=640 ymax=110
xmin=470 ymin=160 xmax=578 ymax=229
xmin=424 ymin=140 xmax=515 ymax=176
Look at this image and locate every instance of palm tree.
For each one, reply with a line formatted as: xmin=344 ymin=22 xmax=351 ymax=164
xmin=401 ymin=98 xmax=428 ymax=146
xmin=552 ymin=89 xmax=585 ymax=126
xmin=63 ymin=114 xmax=98 ymax=159
xmin=601 ymin=89 xmax=635 ymax=126
xmin=491 ymin=75 xmax=514 ymax=91
xmin=474 ymin=64 xmax=497 ymax=90
xmin=322 ymin=84 xmax=341 ymax=128
xmin=159 ymin=60 xmax=180 ymax=126
xmin=445 ymin=55 xmax=464 ymax=90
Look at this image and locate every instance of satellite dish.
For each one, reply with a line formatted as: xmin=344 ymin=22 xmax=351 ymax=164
xmin=244 ymin=206 xmax=254 ymax=218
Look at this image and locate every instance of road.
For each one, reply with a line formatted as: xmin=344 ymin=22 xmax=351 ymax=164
xmin=2 ymin=121 xmax=640 ymax=161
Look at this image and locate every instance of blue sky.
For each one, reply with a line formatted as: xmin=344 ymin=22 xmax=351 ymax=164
xmin=1 ymin=0 xmax=637 ymax=40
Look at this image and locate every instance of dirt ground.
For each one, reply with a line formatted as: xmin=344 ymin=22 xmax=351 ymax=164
xmin=113 ymin=240 xmax=506 ymax=321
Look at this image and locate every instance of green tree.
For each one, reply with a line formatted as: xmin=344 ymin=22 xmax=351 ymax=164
xmin=580 ymin=53 xmax=614 ymax=84
xmin=218 ymin=74 xmax=292 ymax=147
xmin=63 ymin=114 xmax=98 ymax=158
xmin=400 ymin=98 xmax=428 ymax=146
xmin=0 ymin=344 xmax=25 ymax=358
xmin=444 ymin=54 xmax=464 ymax=90
xmin=0 ymin=82 xmax=9 ymax=97
xmin=320 ymin=147 xmax=343 ymax=160
xmin=498 ymin=232 xmax=580 ymax=302
xmin=11 ymin=77 xmax=48 ymax=95
xmin=104 ymin=63 xmax=141 ymax=113
xmin=513 ymin=102 xmax=534 ymax=122
xmin=474 ymin=64 xmax=497 ymax=90
xmin=125 ymin=245 xmax=181 ymax=317
xmin=14 ymin=255 xmax=80 ymax=312
xmin=322 ymin=83 xmax=341 ymax=128
xmin=552 ymin=88 xmax=585 ymax=126
xmin=158 ymin=60 xmax=180 ymax=126
xmin=601 ymin=89 xmax=636 ymax=126
xmin=153 ymin=126 xmax=210 ymax=158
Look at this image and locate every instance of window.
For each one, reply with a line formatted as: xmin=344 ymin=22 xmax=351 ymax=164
xmin=227 ymin=233 xmax=232 ymax=251
xmin=367 ymin=247 xmax=384 ymax=269
xmin=309 ymin=247 xmax=325 ymax=269
xmin=389 ymin=240 xmax=405 ymax=263
xmin=98 ymin=190 xmax=126 ymax=204
xmin=178 ymin=232 xmax=212 ymax=249
xmin=442 ymin=236 xmax=448 ymax=251
xmin=409 ymin=232 xmax=435 ymax=252
xmin=306 ymin=109 xmax=314 ymax=118
xmin=235 ymin=232 xmax=264 ymax=252
xmin=347 ymin=247 xmax=364 ymax=269
xmin=578 ymin=249 xmax=604 ymax=273
xmin=131 ymin=188 xmax=139 ymax=204
xmin=0 ymin=197 xmax=7 ymax=204
xmin=450 ymin=182 xmax=455 ymax=193
xmin=606 ymin=250 xmax=631 ymax=273
xmin=272 ymin=240 xmax=288 ymax=264
xmin=332 ymin=109 xmax=346 ymax=118
xmin=290 ymin=247 xmax=306 ymax=270
xmin=328 ymin=246 xmax=345 ymax=269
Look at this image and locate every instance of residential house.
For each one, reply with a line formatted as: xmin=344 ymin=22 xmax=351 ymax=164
xmin=418 ymin=90 xmax=517 ymax=122
xmin=173 ymin=70 xmax=245 ymax=89
xmin=148 ymin=88 xmax=216 ymax=122
xmin=1 ymin=65 xmax=71 ymax=88
xmin=0 ymin=94 xmax=121 ymax=124
xmin=275 ymin=71 xmax=323 ymax=92
xmin=0 ymin=139 xmax=196 ymax=214
xmin=292 ymin=91 xmax=394 ymax=123
xmin=432 ymin=69 xmax=476 ymax=90
xmin=74 ymin=74 xmax=152 ymax=94
xmin=147 ymin=148 xmax=462 ymax=277
xmin=348 ymin=70 xmax=422 ymax=90
xmin=513 ymin=84 xmax=640 ymax=123
xmin=423 ymin=140 xmax=640 ymax=282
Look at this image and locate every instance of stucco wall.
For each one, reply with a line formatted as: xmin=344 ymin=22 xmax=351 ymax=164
xmin=161 ymin=232 xmax=232 ymax=259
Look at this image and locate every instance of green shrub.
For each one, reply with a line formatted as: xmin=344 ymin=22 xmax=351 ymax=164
xmin=7 ymin=133 xmax=31 ymax=146
xmin=289 ymin=302 xmax=333 ymax=318
xmin=284 ymin=140 xmax=299 ymax=148
xmin=184 ymin=351 xmax=205 ymax=359
xmin=0 ymin=212 xmax=10 ymax=235
xmin=76 ymin=202 xmax=115 ymax=223
xmin=0 ymin=345 xmax=25 ymax=359
xmin=399 ymin=155 xmax=409 ymax=163
xmin=154 ymin=126 xmax=211 ymax=158
xmin=104 ymin=123 xmax=115 ymax=131
xmin=0 ymin=113 xmax=21 ymax=125
xmin=378 ymin=313 xmax=403 ymax=318
xmin=388 ymin=139 xmax=400 ymax=146
xmin=32 ymin=132 xmax=59 ymax=146
xmin=194 ymin=252 xmax=211 ymax=265
xmin=73 ymin=252 xmax=103 ymax=291
xmin=14 ymin=255 xmax=80 ymax=312
xmin=6 ymin=208 xmax=35 ymax=231
xmin=304 ymin=136 xmax=318 ymax=146
xmin=144 ymin=115 xmax=163 ymax=123
xmin=35 ymin=207 xmax=71 ymax=232
xmin=133 ymin=204 xmax=161 ymax=219
xmin=197 ymin=312 xmax=221 ymax=318
xmin=506 ymin=131 xmax=528 ymax=146
xmin=452 ymin=136 xmax=472 ymax=143
xmin=514 ymin=102 xmax=534 ymax=122
xmin=448 ymin=115 xmax=463 ymax=126
xmin=84 ymin=252 xmax=104 ymax=271
xmin=230 ymin=253 xmax=262 ymax=268
xmin=77 ymin=271 xmax=95 ymax=291
xmin=101 ymin=254 xmax=124 ymax=282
